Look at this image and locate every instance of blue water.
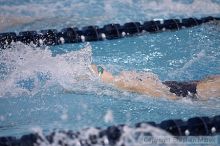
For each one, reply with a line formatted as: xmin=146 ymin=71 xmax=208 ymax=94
xmin=0 ymin=0 xmax=220 ymax=142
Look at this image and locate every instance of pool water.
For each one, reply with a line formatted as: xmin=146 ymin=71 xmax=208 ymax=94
xmin=0 ymin=0 xmax=220 ymax=142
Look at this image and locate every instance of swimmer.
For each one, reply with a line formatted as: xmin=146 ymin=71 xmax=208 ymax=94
xmin=89 ymin=64 xmax=220 ymax=100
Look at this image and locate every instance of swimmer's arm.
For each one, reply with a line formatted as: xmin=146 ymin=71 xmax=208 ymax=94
xmin=111 ymin=73 xmax=177 ymax=100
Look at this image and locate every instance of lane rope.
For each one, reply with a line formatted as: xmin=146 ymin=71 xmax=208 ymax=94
xmin=0 ymin=115 xmax=219 ymax=146
xmin=0 ymin=16 xmax=219 ymax=49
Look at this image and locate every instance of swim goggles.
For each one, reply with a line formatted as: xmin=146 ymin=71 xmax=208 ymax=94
xmin=97 ymin=66 xmax=104 ymax=77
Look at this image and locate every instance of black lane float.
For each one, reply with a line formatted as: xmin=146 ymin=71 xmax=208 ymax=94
xmin=0 ymin=16 xmax=219 ymax=49
xmin=0 ymin=115 xmax=219 ymax=146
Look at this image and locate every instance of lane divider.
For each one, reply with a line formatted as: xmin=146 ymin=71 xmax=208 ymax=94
xmin=0 ymin=115 xmax=219 ymax=146
xmin=0 ymin=16 xmax=219 ymax=49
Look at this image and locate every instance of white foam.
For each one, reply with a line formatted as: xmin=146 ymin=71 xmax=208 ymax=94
xmin=0 ymin=43 xmax=96 ymax=98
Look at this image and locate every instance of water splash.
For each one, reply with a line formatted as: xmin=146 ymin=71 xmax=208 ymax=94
xmin=104 ymin=109 xmax=114 ymax=123
xmin=0 ymin=43 xmax=96 ymax=98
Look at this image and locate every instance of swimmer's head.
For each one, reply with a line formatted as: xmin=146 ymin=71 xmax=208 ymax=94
xmin=89 ymin=64 xmax=114 ymax=83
